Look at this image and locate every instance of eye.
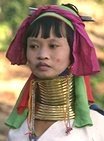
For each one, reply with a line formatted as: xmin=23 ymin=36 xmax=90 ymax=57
xmin=49 ymin=44 xmax=59 ymax=49
xmin=29 ymin=44 xmax=39 ymax=49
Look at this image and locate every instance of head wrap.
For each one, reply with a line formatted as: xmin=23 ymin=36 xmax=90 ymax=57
xmin=6 ymin=4 xmax=100 ymax=76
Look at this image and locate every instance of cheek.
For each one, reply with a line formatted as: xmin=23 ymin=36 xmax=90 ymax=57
xmin=26 ymin=54 xmax=34 ymax=67
xmin=26 ymin=55 xmax=31 ymax=64
xmin=55 ymin=57 xmax=69 ymax=65
xmin=55 ymin=54 xmax=70 ymax=63
xmin=56 ymin=58 xmax=61 ymax=63
xmin=26 ymin=51 xmax=34 ymax=62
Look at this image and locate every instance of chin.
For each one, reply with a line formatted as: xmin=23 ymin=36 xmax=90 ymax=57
xmin=35 ymin=74 xmax=58 ymax=80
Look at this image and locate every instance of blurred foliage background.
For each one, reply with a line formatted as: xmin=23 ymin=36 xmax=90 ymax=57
xmin=0 ymin=0 xmax=104 ymax=140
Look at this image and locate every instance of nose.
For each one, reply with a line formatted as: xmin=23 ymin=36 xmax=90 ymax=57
xmin=37 ymin=47 xmax=50 ymax=60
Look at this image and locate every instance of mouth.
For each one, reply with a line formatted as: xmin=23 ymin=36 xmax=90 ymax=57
xmin=36 ymin=62 xmax=51 ymax=71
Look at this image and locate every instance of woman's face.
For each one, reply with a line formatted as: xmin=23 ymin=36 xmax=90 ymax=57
xmin=26 ymin=30 xmax=71 ymax=79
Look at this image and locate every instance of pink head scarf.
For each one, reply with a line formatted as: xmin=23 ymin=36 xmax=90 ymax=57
xmin=6 ymin=4 xmax=100 ymax=76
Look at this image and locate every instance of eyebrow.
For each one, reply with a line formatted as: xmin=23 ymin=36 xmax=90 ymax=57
xmin=28 ymin=37 xmax=63 ymax=42
xmin=28 ymin=37 xmax=38 ymax=42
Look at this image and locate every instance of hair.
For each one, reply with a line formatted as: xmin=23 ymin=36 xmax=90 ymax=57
xmin=24 ymin=16 xmax=74 ymax=63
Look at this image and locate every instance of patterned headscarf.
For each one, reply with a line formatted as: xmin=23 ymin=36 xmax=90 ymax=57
xmin=6 ymin=4 xmax=100 ymax=76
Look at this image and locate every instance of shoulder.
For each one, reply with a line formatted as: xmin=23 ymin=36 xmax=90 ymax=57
xmin=7 ymin=120 xmax=29 ymax=141
xmin=88 ymin=110 xmax=104 ymax=140
xmin=89 ymin=104 xmax=104 ymax=127
xmin=90 ymin=109 xmax=104 ymax=122
xmin=90 ymin=103 xmax=104 ymax=115
xmin=90 ymin=109 xmax=104 ymax=133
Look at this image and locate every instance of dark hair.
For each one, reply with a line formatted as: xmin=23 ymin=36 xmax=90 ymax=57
xmin=24 ymin=16 xmax=74 ymax=63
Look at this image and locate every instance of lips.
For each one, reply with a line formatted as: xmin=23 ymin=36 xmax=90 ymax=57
xmin=36 ymin=62 xmax=51 ymax=70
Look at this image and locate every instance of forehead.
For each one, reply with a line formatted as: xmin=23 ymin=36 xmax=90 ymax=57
xmin=28 ymin=36 xmax=67 ymax=43
xmin=35 ymin=25 xmax=67 ymax=37
xmin=25 ymin=16 xmax=70 ymax=40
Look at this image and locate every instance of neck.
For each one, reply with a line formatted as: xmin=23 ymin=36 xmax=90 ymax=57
xmin=29 ymin=74 xmax=75 ymax=121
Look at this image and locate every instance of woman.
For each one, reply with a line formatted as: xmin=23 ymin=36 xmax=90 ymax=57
xmin=5 ymin=3 xmax=104 ymax=141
